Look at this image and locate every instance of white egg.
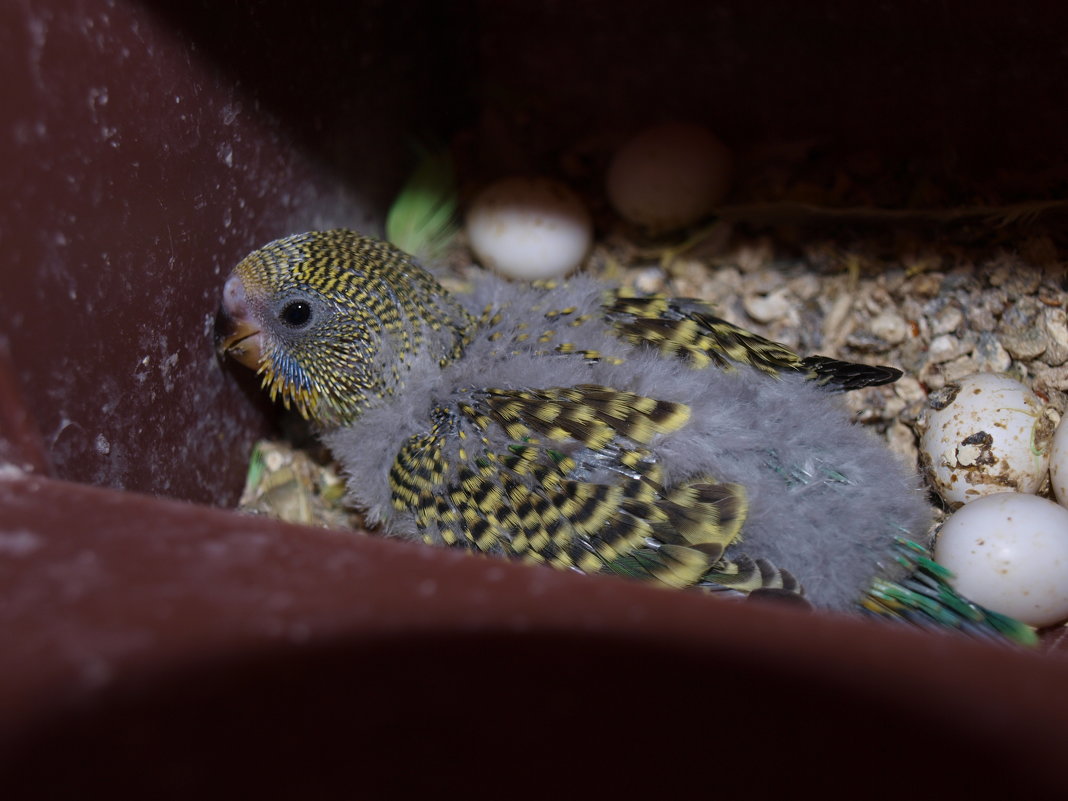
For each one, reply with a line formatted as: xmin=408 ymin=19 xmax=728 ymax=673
xmin=606 ymin=122 xmax=732 ymax=232
xmin=919 ymin=373 xmax=1053 ymax=507
xmin=1051 ymin=415 xmax=1068 ymax=507
xmin=935 ymin=492 xmax=1068 ymax=627
xmin=465 ymin=176 xmax=592 ymax=280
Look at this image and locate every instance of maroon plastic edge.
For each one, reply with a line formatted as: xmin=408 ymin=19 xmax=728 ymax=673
xmin=2 ymin=473 xmax=1068 ymax=795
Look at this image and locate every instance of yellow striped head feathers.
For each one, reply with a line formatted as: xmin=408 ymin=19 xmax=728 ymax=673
xmin=215 ymin=230 xmax=474 ymax=427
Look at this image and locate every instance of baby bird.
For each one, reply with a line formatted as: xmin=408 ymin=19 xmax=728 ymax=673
xmin=215 ymin=229 xmax=1033 ymax=643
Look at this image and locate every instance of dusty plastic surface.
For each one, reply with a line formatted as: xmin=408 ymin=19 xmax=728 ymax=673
xmin=3 ymin=1 xmax=1068 ymax=797
xmin=0 ymin=0 xmax=473 ymax=503
xmin=3 ymin=472 xmax=1068 ymax=797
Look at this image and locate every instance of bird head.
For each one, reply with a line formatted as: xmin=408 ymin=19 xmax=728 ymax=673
xmin=215 ymin=229 xmax=474 ymax=427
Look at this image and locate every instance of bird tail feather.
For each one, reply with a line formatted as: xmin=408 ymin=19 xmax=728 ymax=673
xmin=860 ymin=538 xmax=1038 ymax=646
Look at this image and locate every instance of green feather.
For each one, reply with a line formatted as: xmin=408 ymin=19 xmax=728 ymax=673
xmin=862 ymin=538 xmax=1038 ymax=647
xmin=244 ymin=442 xmax=267 ymax=491
xmin=385 ymin=146 xmax=459 ymax=262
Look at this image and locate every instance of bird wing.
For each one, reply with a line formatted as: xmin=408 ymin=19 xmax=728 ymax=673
xmin=387 ymin=382 xmax=801 ymax=595
xmin=603 ymin=289 xmax=901 ymax=389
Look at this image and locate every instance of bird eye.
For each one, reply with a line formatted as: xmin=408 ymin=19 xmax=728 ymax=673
xmin=280 ymin=300 xmax=313 ymax=328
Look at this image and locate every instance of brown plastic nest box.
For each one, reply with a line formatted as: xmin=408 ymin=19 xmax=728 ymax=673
xmin=3 ymin=2 xmax=1068 ymax=798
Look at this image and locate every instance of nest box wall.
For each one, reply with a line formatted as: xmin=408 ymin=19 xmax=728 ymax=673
xmin=3 ymin=3 xmax=1068 ymax=799
xmin=0 ymin=0 xmax=474 ymax=502
xmin=2 ymin=0 xmax=1065 ymax=504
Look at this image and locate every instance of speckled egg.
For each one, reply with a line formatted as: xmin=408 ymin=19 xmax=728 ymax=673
xmin=465 ymin=176 xmax=593 ymax=280
xmin=935 ymin=491 xmax=1068 ymax=627
xmin=919 ymin=373 xmax=1053 ymax=507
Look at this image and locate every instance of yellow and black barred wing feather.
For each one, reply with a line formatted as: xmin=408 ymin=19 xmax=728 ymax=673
xmin=603 ymin=290 xmax=901 ymax=389
xmin=388 ymin=383 xmax=801 ymax=596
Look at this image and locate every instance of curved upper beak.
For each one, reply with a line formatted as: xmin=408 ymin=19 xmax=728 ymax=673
xmin=214 ymin=273 xmax=264 ymax=370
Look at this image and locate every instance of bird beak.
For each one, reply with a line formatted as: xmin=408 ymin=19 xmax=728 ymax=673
xmin=214 ymin=274 xmax=264 ymax=370
xmin=214 ymin=313 xmax=263 ymax=369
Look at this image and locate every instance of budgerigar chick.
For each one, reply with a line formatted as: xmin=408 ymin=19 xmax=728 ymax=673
xmin=215 ymin=229 xmax=1034 ymax=644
